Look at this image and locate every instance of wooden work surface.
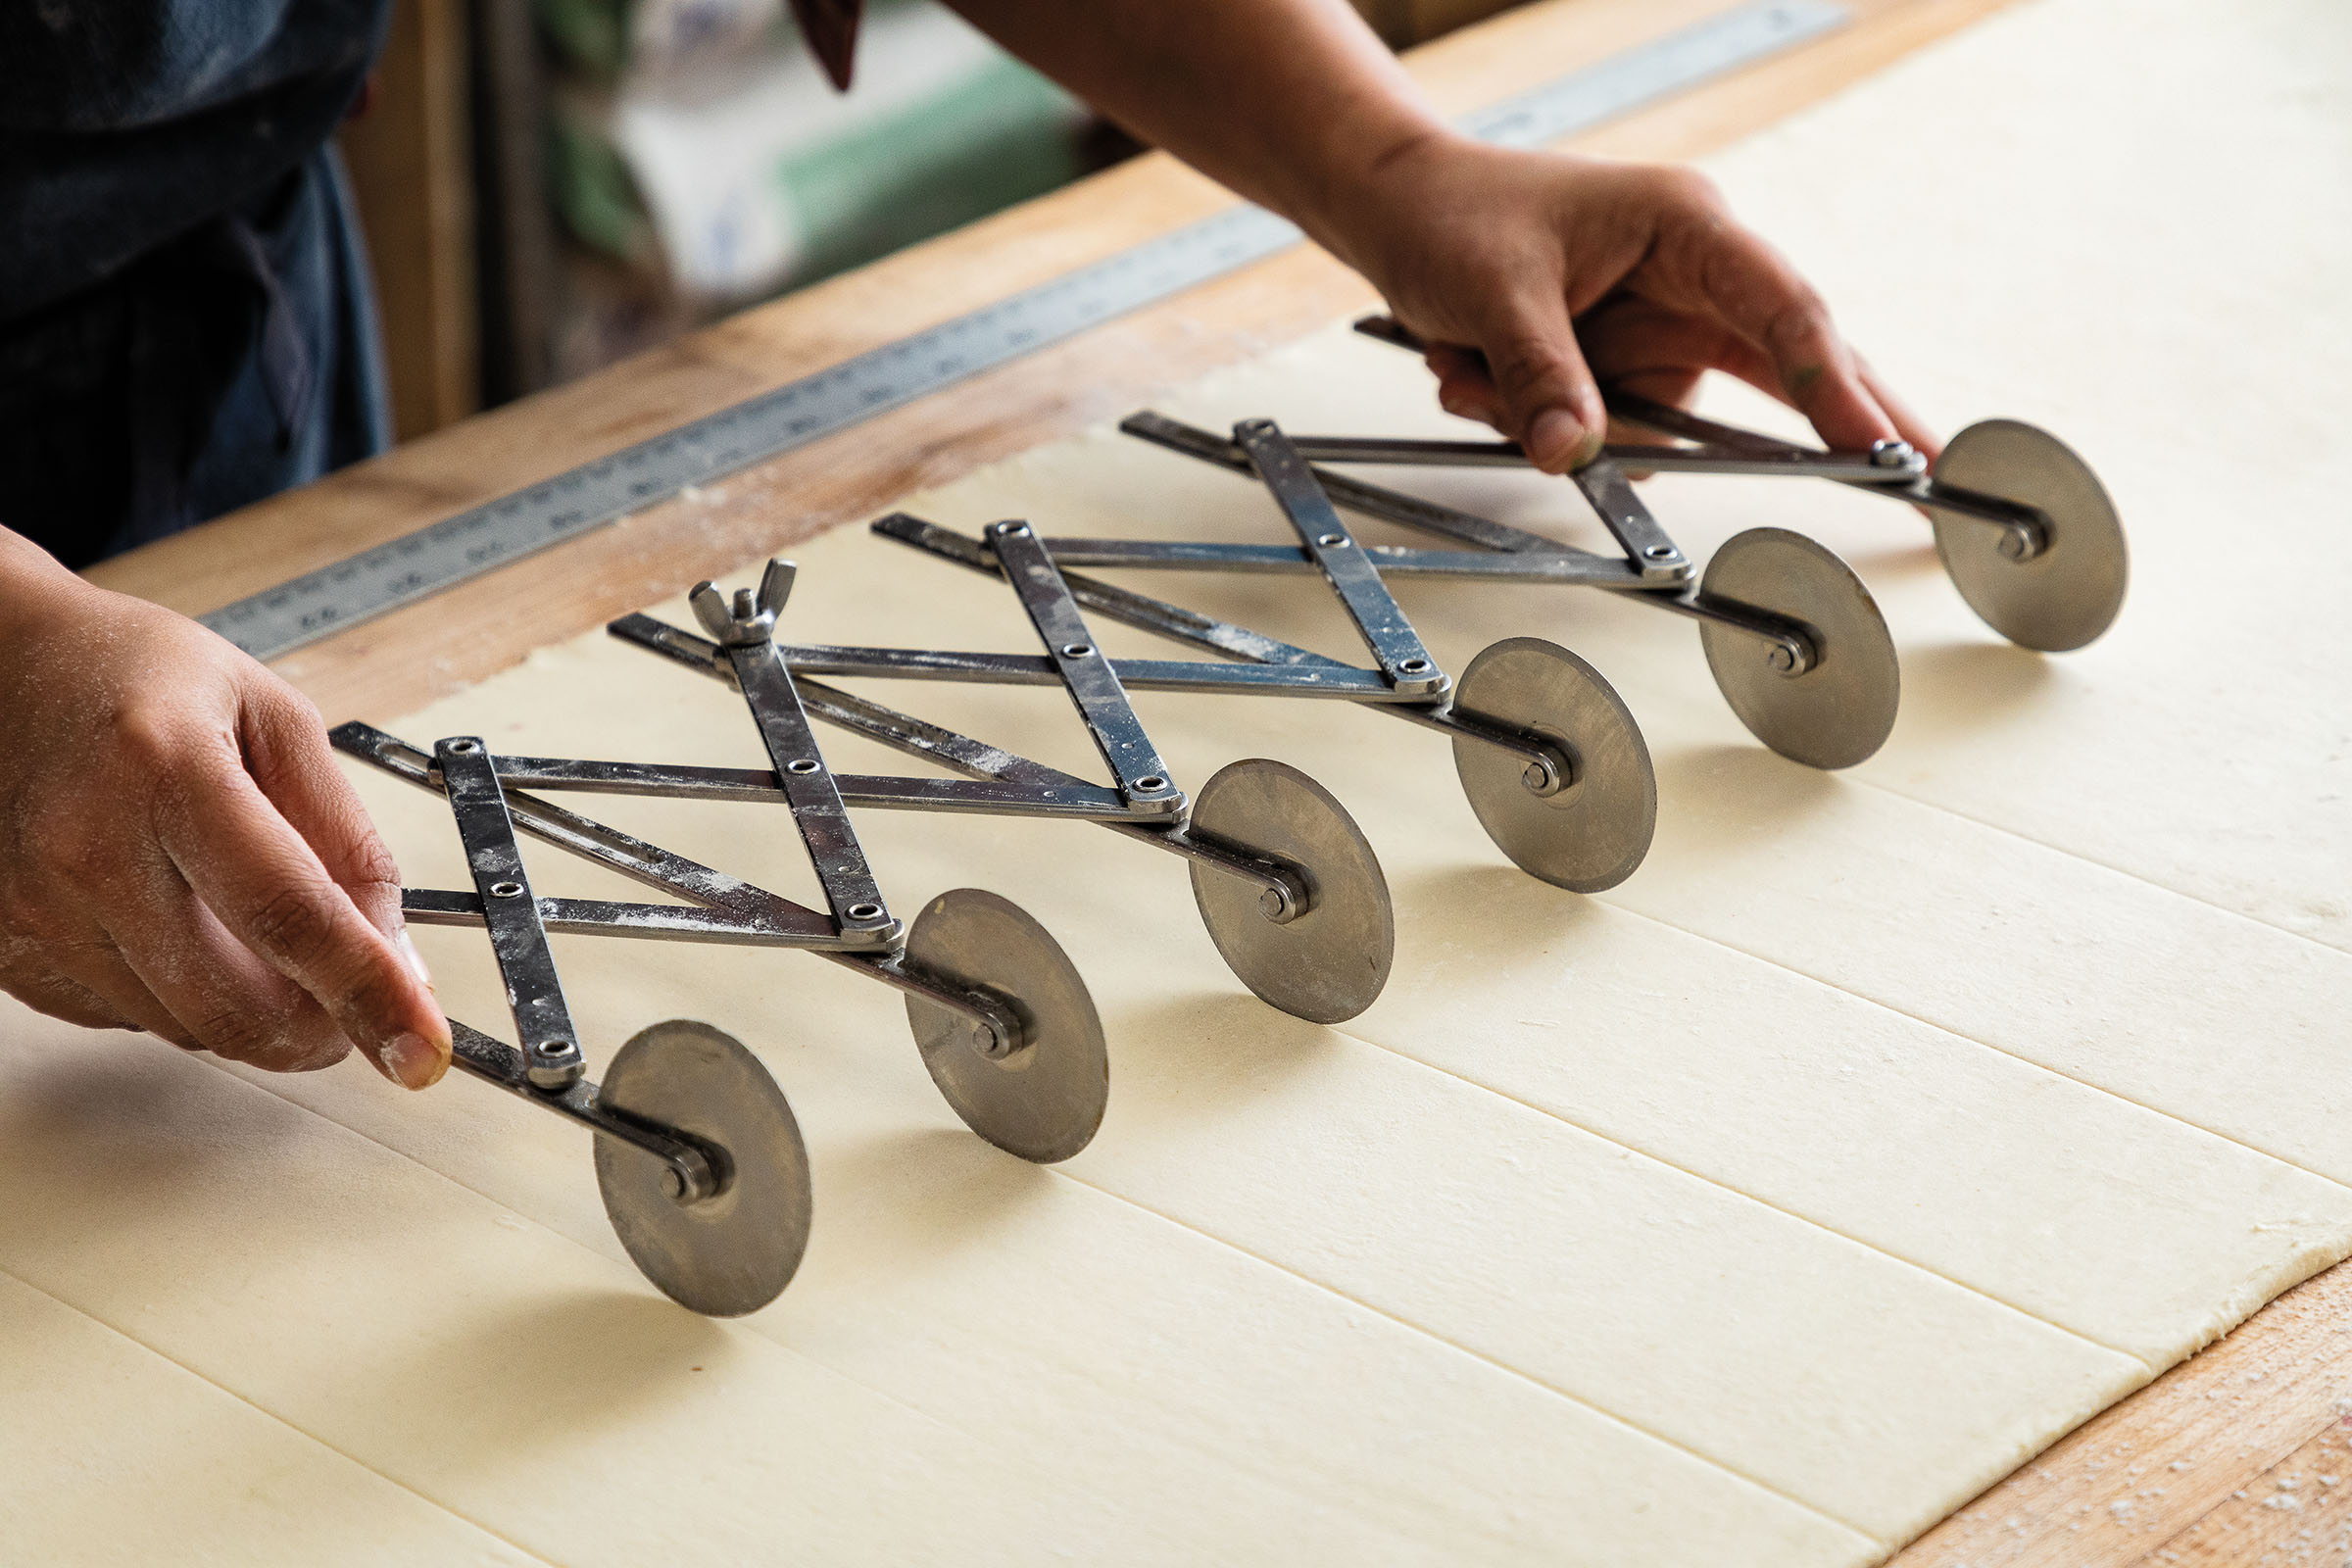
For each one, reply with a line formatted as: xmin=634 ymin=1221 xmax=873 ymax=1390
xmin=82 ymin=2 xmax=2350 ymax=1561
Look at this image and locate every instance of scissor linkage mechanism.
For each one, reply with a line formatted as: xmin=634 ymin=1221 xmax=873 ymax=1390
xmin=610 ymin=521 xmax=1397 ymax=1028
xmin=872 ymin=423 xmax=1662 ymax=897
xmin=327 ymin=310 xmax=2122 ymax=1318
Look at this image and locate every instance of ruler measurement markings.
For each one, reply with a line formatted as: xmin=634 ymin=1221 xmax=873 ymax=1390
xmin=203 ymin=0 xmax=1845 ymax=660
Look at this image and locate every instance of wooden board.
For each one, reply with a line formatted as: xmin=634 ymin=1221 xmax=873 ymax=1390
xmin=1895 ymin=1263 xmax=2352 ymax=1566
xmin=77 ymin=1 xmax=2352 ymax=1560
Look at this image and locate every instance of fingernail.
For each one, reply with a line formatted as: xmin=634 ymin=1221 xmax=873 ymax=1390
xmin=396 ymin=930 xmax=435 ymax=992
xmin=1526 ymin=409 xmax=1587 ymax=471
xmin=378 ymin=1030 xmax=449 ymax=1091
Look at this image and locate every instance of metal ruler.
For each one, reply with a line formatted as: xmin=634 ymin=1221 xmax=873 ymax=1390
xmin=204 ymin=0 xmax=1849 ymax=661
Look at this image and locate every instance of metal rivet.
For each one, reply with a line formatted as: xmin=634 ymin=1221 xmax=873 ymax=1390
xmin=1520 ymin=744 xmax=1574 ymax=798
xmin=1768 ymin=646 xmax=1798 ymax=673
xmin=490 ymin=880 xmax=524 ymax=898
xmin=1871 ymin=438 xmax=1914 ymax=468
xmin=1398 ymin=658 xmax=1432 ymax=674
xmin=786 ymin=759 xmax=820 ymax=775
xmin=1317 ymin=532 xmax=1347 ymax=547
xmin=446 ymin=738 xmax=480 ymax=754
xmin=847 ymin=903 xmax=883 ymax=921
xmin=994 ymin=521 xmax=1031 ymax=537
xmin=1135 ymin=775 xmax=1167 ymax=792
xmin=1061 ymin=642 xmax=1095 ymax=659
xmin=661 ymin=1167 xmax=687 ymax=1201
xmin=1257 ymin=886 xmax=1291 ymax=921
xmin=1643 ymin=544 xmax=1677 ymax=560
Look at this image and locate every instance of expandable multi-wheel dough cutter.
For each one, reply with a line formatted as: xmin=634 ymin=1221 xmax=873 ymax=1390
xmin=334 ymin=533 xmax=1406 ymax=1311
xmin=334 ymin=313 xmax=2126 ymax=1316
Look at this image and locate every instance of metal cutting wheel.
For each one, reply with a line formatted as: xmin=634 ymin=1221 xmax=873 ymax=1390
xmin=592 ymin=1019 xmax=812 ymax=1317
xmin=1448 ymin=637 xmax=1656 ymax=893
xmin=903 ymin=888 xmax=1109 ymax=1163
xmin=1929 ymin=418 xmax=2128 ymax=652
xmin=1187 ymin=758 xmax=1394 ymax=1025
xmin=1698 ymin=527 xmax=1900 ymax=770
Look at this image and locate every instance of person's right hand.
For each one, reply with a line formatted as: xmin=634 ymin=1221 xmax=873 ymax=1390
xmin=0 ymin=532 xmax=450 ymax=1088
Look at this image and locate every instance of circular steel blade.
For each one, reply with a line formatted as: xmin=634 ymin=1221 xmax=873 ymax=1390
xmin=904 ymin=888 xmax=1107 ymax=1164
xmin=1699 ymin=527 xmax=1899 ymax=769
xmin=1187 ymin=758 xmax=1394 ymax=1025
xmin=593 ymin=1018 xmax=811 ymax=1317
xmin=1931 ymin=418 xmax=2128 ymax=652
xmin=1449 ymin=637 xmax=1656 ymax=892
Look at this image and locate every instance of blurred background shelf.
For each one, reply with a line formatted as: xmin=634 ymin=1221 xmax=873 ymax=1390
xmin=338 ymin=0 xmax=1530 ymax=443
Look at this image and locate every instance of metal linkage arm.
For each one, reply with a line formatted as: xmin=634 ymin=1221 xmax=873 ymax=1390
xmin=871 ymin=514 xmax=1571 ymax=780
xmin=1270 ymin=429 xmax=1916 ymax=482
xmin=1571 ymin=459 xmax=1689 ymax=582
xmin=1352 ymin=311 xmax=1926 ymax=478
xmin=434 ymin=736 xmax=587 ymax=1090
xmin=869 ymin=514 xmax=1349 ymax=671
xmin=1601 ymin=389 xmax=1831 ymax=458
xmin=1604 ymin=387 xmax=2043 ymax=555
xmin=690 ymin=562 xmax=896 ymax=946
xmin=1119 ymin=413 xmax=1644 ymax=583
xmin=401 ymin=887 xmax=841 ymax=948
xmin=611 ymin=610 xmax=1308 ymax=913
xmin=1114 ymin=413 xmax=1812 ymax=671
xmin=612 ymin=564 xmax=1405 ymax=702
xmin=1349 ymin=315 xmax=2047 ymax=558
xmin=982 ymin=519 xmax=1183 ymax=816
xmin=435 ymin=1021 xmax=717 ymax=1201
xmin=482 ymin=754 xmax=1128 ymax=820
xmin=1232 ymin=419 xmax=1447 ymax=699
xmin=333 ymin=722 xmax=837 ymax=939
xmin=1040 ymin=538 xmax=1640 ymax=587
xmin=764 ymin=641 xmax=1396 ymax=699
xmin=610 ymin=611 xmax=1142 ymax=801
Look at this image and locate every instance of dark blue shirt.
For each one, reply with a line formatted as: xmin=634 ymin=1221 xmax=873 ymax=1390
xmin=0 ymin=0 xmax=394 ymax=566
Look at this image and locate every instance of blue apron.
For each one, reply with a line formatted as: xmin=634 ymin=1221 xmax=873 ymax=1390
xmin=0 ymin=0 xmax=395 ymax=567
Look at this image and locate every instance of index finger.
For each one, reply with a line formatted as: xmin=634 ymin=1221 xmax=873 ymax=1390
xmin=153 ymin=761 xmax=449 ymax=1089
xmin=1678 ymin=221 xmax=1903 ymax=452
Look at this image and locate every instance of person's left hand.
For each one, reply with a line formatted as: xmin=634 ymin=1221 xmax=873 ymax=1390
xmin=1318 ymin=133 xmax=1940 ymax=472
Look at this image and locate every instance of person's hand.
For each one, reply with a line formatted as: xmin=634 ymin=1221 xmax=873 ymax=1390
xmin=1321 ymin=134 xmax=1939 ymax=471
xmin=0 ymin=533 xmax=450 ymax=1088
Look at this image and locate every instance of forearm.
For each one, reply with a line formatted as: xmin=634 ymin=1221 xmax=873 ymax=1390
xmin=943 ymin=0 xmax=1454 ymax=265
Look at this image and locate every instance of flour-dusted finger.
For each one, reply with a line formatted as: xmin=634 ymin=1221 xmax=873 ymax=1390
xmin=154 ymin=760 xmax=448 ymax=1089
xmin=1679 ymin=219 xmax=1899 ymax=452
xmin=0 ymin=945 xmax=143 ymax=1035
xmin=239 ymin=683 xmax=414 ymax=946
xmin=1470 ymin=286 xmax=1608 ymax=473
xmin=105 ymin=872 xmax=356 ymax=1074
xmin=30 ymin=924 xmax=192 ymax=1046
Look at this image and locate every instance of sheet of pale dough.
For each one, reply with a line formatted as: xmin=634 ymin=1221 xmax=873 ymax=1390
xmin=0 ymin=1270 xmax=538 ymax=1566
xmin=5 ymin=0 xmax=2349 ymax=1562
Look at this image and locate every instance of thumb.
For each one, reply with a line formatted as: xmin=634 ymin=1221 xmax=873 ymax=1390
xmin=1480 ymin=290 xmax=1607 ymax=473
